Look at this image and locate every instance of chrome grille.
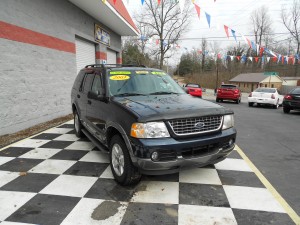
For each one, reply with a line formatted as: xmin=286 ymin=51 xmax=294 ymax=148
xmin=168 ymin=116 xmax=223 ymax=135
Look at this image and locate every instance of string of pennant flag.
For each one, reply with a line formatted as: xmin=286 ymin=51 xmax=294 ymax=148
xmin=111 ymin=0 xmax=299 ymax=65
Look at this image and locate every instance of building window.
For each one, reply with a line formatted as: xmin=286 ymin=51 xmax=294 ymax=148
xmin=247 ymin=83 xmax=249 ymax=87
xmin=244 ymin=83 xmax=245 ymax=87
xmin=271 ymin=84 xmax=274 ymax=88
xmin=256 ymin=84 xmax=258 ymax=88
xmin=265 ymin=84 xmax=267 ymax=87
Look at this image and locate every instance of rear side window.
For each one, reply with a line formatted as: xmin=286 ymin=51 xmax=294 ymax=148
xmin=91 ymin=75 xmax=103 ymax=95
xmin=79 ymin=74 xmax=88 ymax=92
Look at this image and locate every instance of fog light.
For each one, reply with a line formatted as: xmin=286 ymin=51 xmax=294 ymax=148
xmin=229 ymin=139 xmax=234 ymax=146
xmin=151 ymin=151 xmax=159 ymax=161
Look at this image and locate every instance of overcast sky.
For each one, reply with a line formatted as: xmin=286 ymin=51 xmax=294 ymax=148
xmin=124 ymin=0 xmax=294 ymax=64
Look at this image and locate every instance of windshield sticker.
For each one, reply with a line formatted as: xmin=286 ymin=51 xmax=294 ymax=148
xmin=151 ymin=71 xmax=166 ymax=75
xmin=110 ymin=71 xmax=131 ymax=75
xmin=110 ymin=75 xmax=130 ymax=80
xmin=135 ymin=71 xmax=149 ymax=74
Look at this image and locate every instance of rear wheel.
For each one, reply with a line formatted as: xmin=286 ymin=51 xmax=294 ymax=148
xmin=109 ymin=135 xmax=141 ymax=186
xmin=283 ymin=107 xmax=290 ymax=113
xmin=248 ymin=102 xmax=254 ymax=107
xmin=74 ymin=110 xmax=83 ymax=138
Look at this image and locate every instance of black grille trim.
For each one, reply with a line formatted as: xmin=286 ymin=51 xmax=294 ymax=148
xmin=168 ymin=116 xmax=223 ymax=136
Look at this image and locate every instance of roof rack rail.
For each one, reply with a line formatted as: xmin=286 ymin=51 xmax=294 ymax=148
xmin=85 ymin=64 xmax=147 ymax=68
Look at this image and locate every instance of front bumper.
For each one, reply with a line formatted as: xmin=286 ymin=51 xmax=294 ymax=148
xmin=248 ymin=97 xmax=276 ymax=105
xmin=129 ymin=128 xmax=236 ymax=175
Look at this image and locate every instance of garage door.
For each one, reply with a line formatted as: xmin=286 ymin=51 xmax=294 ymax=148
xmin=107 ymin=49 xmax=117 ymax=64
xmin=75 ymin=38 xmax=95 ymax=74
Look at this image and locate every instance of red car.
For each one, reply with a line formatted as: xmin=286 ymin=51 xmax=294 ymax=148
xmin=216 ymin=84 xmax=241 ymax=104
xmin=184 ymin=83 xmax=202 ymax=98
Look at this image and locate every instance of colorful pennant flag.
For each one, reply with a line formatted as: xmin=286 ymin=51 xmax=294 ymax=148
xmin=249 ymin=57 xmax=253 ymax=62
xmin=141 ymin=0 xmax=145 ymax=5
xmin=254 ymin=57 xmax=259 ymax=63
xmin=113 ymin=0 xmax=117 ymax=4
xmin=231 ymin=29 xmax=237 ymax=42
xmin=102 ymin=0 xmax=106 ymax=4
xmin=205 ymin=12 xmax=211 ymax=28
xmin=194 ymin=3 xmax=201 ymax=19
xmin=242 ymin=35 xmax=251 ymax=48
xmin=236 ymin=56 xmax=241 ymax=61
xmin=158 ymin=0 xmax=161 ymax=4
xmin=224 ymin=25 xmax=229 ymax=38
xmin=267 ymin=57 xmax=270 ymax=63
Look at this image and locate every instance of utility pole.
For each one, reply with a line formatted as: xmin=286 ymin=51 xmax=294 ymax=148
xmin=216 ymin=59 xmax=219 ymax=90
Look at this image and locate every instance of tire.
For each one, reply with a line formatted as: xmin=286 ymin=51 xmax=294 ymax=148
xmin=248 ymin=102 xmax=253 ymax=107
xmin=216 ymin=98 xmax=219 ymax=102
xmin=74 ymin=110 xmax=83 ymax=138
xmin=109 ymin=135 xmax=141 ymax=186
xmin=236 ymin=98 xmax=241 ymax=104
xmin=283 ymin=107 xmax=290 ymax=113
xmin=273 ymin=100 xmax=279 ymax=109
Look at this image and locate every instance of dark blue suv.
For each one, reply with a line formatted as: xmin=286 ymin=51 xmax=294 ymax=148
xmin=71 ymin=64 xmax=236 ymax=185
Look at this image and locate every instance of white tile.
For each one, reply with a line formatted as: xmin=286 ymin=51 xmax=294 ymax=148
xmin=61 ymin=198 xmax=128 ymax=225
xmin=63 ymin=120 xmax=74 ymax=125
xmin=0 ymin=171 xmax=20 ymax=188
xmin=45 ymin=127 xmax=73 ymax=134
xmin=179 ymin=168 xmax=222 ymax=185
xmin=0 ymin=191 xmax=36 ymax=221
xmin=99 ymin=166 xmax=114 ymax=179
xmin=54 ymin=134 xmax=80 ymax=142
xmin=11 ymin=139 xmax=50 ymax=148
xmin=19 ymin=148 xmax=61 ymax=159
xmin=79 ymin=151 xmax=109 ymax=163
xmin=65 ymin=141 xmax=95 ymax=151
xmin=40 ymin=175 xmax=98 ymax=197
xmin=178 ymin=205 xmax=237 ymax=225
xmin=29 ymin=159 xmax=76 ymax=174
xmin=131 ymin=181 xmax=179 ymax=204
xmin=215 ymin=158 xmax=252 ymax=172
xmin=0 ymin=156 xmax=15 ymax=166
xmin=223 ymin=185 xmax=285 ymax=213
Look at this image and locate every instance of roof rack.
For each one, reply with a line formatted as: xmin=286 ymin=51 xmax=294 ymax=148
xmin=85 ymin=64 xmax=147 ymax=68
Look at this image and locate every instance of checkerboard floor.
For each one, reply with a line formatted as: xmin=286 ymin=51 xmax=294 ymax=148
xmin=0 ymin=120 xmax=294 ymax=225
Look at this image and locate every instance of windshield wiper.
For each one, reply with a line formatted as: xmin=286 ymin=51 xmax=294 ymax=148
xmin=113 ymin=93 xmax=147 ymax=97
xmin=148 ymin=91 xmax=179 ymax=95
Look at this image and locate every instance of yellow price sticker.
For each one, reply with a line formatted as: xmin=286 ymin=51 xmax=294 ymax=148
xmin=110 ymin=75 xmax=130 ymax=80
xmin=151 ymin=71 xmax=166 ymax=75
xmin=110 ymin=71 xmax=131 ymax=75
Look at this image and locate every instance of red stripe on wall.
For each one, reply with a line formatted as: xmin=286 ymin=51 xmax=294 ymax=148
xmin=0 ymin=21 xmax=75 ymax=54
xmin=117 ymin=57 xmax=122 ymax=64
xmin=97 ymin=52 xmax=107 ymax=60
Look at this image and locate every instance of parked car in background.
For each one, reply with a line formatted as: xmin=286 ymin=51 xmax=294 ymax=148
xmin=216 ymin=84 xmax=241 ymax=104
xmin=183 ymin=83 xmax=202 ymax=98
xmin=282 ymin=87 xmax=300 ymax=113
xmin=248 ymin=88 xmax=284 ymax=109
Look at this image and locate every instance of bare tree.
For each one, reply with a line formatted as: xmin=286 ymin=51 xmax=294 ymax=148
xmin=282 ymin=0 xmax=300 ymax=76
xmin=250 ymin=6 xmax=272 ymax=49
xmin=135 ymin=0 xmax=192 ymax=69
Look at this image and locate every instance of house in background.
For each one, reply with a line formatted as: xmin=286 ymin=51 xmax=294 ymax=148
xmin=282 ymin=77 xmax=300 ymax=86
xmin=229 ymin=73 xmax=285 ymax=92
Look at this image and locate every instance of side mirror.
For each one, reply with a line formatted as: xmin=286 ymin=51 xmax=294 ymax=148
xmin=88 ymin=91 xmax=107 ymax=102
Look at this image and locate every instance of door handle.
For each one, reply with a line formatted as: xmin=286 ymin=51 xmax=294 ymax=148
xmin=87 ymin=100 xmax=92 ymax=105
xmin=77 ymin=94 xmax=80 ymax=98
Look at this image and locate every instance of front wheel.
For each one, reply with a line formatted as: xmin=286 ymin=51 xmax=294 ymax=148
xmin=283 ymin=107 xmax=290 ymax=113
xmin=74 ymin=110 xmax=83 ymax=138
xmin=236 ymin=98 xmax=241 ymax=104
xmin=248 ymin=102 xmax=254 ymax=107
xmin=110 ymin=135 xmax=141 ymax=186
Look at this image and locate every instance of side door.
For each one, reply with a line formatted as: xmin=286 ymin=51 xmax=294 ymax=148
xmin=76 ymin=73 xmax=93 ymax=125
xmin=86 ymin=72 xmax=107 ymax=144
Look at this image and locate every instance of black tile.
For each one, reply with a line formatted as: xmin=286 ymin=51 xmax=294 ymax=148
xmin=78 ymin=137 xmax=90 ymax=142
xmin=179 ymin=183 xmax=230 ymax=207
xmin=85 ymin=178 xmax=135 ymax=201
xmin=63 ymin=161 xmax=108 ymax=177
xmin=39 ymin=141 xmax=73 ymax=149
xmin=0 ymin=147 xmax=33 ymax=157
xmin=50 ymin=150 xmax=87 ymax=161
xmin=6 ymin=194 xmax=80 ymax=225
xmin=57 ymin=124 xmax=74 ymax=129
xmin=66 ymin=129 xmax=76 ymax=134
xmin=200 ymin=164 xmax=216 ymax=169
xmin=232 ymin=209 xmax=295 ymax=225
xmin=218 ymin=170 xmax=264 ymax=188
xmin=227 ymin=150 xmax=242 ymax=159
xmin=31 ymin=133 xmax=62 ymax=140
xmin=142 ymin=173 xmax=179 ymax=182
xmin=121 ymin=202 xmax=178 ymax=225
xmin=0 ymin=173 xmax=58 ymax=193
xmin=0 ymin=158 xmax=43 ymax=172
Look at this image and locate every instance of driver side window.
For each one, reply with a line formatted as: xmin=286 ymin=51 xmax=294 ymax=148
xmin=91 ymin=74 xmax=102 ymax=95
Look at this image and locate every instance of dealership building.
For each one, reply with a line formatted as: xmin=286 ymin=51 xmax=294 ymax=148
xmin=0 ymin=0 xmax=138 ymax=135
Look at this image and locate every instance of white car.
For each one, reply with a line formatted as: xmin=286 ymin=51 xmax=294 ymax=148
xmin=248 ymin=88 xmax=284 ymax=109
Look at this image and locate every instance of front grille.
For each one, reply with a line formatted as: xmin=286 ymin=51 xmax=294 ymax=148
xmin=168 ymin=116 xmax=222 ymax=135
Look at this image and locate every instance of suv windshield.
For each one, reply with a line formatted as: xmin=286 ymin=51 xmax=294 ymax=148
xmin=107 ymin=69 xmax=185 ymax=97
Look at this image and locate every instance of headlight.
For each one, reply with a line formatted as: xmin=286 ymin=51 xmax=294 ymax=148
xmin=130 ymin=122 xmax=170 ymax=138
xmin=222 ymin=115 xmax=234 ymax=130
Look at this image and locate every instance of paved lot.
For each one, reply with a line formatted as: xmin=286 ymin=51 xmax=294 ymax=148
xmin=0 ymin=118 xmax=296 ymax=224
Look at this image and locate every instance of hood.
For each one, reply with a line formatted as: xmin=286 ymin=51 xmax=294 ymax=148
xmin=113 ymin=94 xmax=232 ymax=122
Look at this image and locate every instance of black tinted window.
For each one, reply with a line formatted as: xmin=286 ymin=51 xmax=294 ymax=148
xmin=221 ymin=85 xmax=237 ymax=89
xmin=79 ymin=74 xmax=88 ymax=92
xmin=291 ymin=88 xmax=300 ymax=94
xmin=91 ymin=75 xmax=102 ymax=95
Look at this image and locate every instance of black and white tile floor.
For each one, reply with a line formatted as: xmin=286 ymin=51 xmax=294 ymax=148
xmin=0 ymin=120 xmax=294 ymax=225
